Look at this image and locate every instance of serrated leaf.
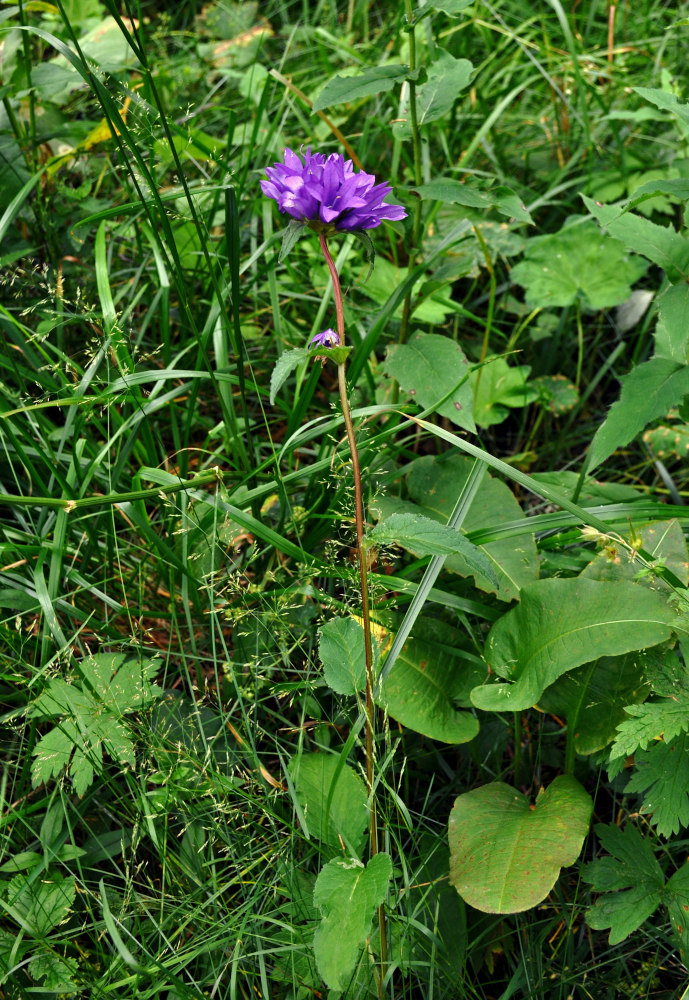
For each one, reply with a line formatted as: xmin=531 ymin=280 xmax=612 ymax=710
xmin=634 ymin=87 xmax=689 ymax=133
xmin=655 ymin=282 xmax=689 ymax=364
xmin=288 ymin=753 xmax=368 ymax=856
xmin=28 ymin=950 xmax=77 ymax=991
xmin=79 ymin=653 xmax=160 ymax=713
xmin=625 ymin=732 xmax=689 ymax=837
xmin=379 ymin=635 xmax=480 ymax=744
xmin=319 ymin=617 xmax=373 ymax=695
xmin=449 ymin=775 xmax=592 ymax=913
xmin=383 ymin=332 xmax=475 ymax=432
xmin=313 ymin=65 xmax=408 ymax=111
xmin=588 ymin=357 xmax=689 ymax=470
xmin=269 ymin=347 xmax=309 ymax=406
xmin=472 ymin=579 xmax=675 ymax=712
xmin=367 ymin=512 xmax=497 ymax=583
xmin=313 ymin=853 xmax=392 ymax=991
xmin=664 ymin=863 xmax=689 ymax=961
xmin=5 ymin=871 xmax=76 ymax=936
xmin=583 ymin=194 xmax=689 ymax=284
xmin=394 ymin=50 xmax=473 ymax=137
xmin=610 ymin=695 xmax=689 ymax=759
xmin=583 ymin=823 xmax=664 ymax=944
xmin=511 ymin=218 xmax=648 ymax=310
xmin=415 ymin=180 xmax=532 ymax=223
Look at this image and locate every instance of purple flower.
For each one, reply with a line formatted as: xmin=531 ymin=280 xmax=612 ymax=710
xmin=308 ymin=329 xmax=340 ymax=349
xmin=261 ymin=147 xmax=407 ymax=231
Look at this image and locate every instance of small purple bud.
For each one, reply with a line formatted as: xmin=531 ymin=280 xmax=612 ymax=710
xmin=308 ymin=329 xmax=340 ymax=349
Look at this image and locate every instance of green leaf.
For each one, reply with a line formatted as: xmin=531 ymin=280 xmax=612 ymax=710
xmin=610 ymin=692 xmax=689 ymax=760
xmin=423 ymin=0 xmax=475 ymax=14
xmin=588 ymin=357 xmax=689 ymax=470
xmin=583 ymin=822 xmax=665 ymax=944
xmin=319 ymin=617 xmax=372 ymax=696
xmin=373 ymin=454 xmax=539 ymax=602
xmin=269 ymin=347 xmax=309 ymax=406
xmin=580 ymin=519 xmax=689 ymax=592
xmin=288 ymin=753 xmax=368 ymax=856
xmin=313 ymin=853 xmax=392 ymax=991
xmin=532 ymin=374 xmax=579 ymax=415
xmin=383 ymin=332 xmax=475 ymax=432
xmin=379 ymin=635 xmax=480 ymax=744
xmin=394 ymin=50 xmax=473 ymax=137
xmin=5 ymin=871 xmax=76 ymax=936
xmin=79 ymin=653 xmax=160 ymax=713
xmin=510 ymin=219 xmax=648 ymax=310
xmin=664 ymin=864 xmax=689 ymax=961
xmin=472 ymin=579 xmax=676 ymax=712
xmin=625 ymin=732 xmax=689 ymax=837
xmin=469 ymin=356 xmax=538 ymax=427
xmin=415 ymin=179 xmax=533 ymax=224
xmin=278 ymin=219 xmax=308 ymax=262
xmin=644 ymin=422 xmax=689 ymax=461
xmin=655 ymin=282 xmax=689 ymax=364
xmin=449 ymin=775 xmax=592 ymax=913
xmin=313 ymin=65 xmax=408 ymax=111
xmin=634 ymin=87 xmax=689 ymax=133
xmin=367 ymin=512 xmax=497 ymax=583
xmin=582 ymin=194 xmax=689 ymax=284
xmin=27 ymin=950 xmax=77 ymax=991
xmin=537 ymin=653 xmax=652 ymax=755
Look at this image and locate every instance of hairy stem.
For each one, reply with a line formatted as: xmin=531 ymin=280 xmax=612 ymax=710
xmin=319 ymin=232 xmax=387 ymax=987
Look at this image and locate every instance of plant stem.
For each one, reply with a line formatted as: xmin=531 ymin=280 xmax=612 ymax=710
xmin=398 ymin=0 xmax=424 ymax=348
xmin=318 ymin=233 xmax=387 ymax=985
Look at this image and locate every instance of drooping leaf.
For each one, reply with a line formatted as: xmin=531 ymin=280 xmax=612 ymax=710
xmin=582 ymin=194 xmax=689 ymax=284
xmin=583 ymin=822 xmax=665 ymax=944
xmin=383 ymin=332 xmax=475 ymax=432
xmin=537 ymin=652 xmax=652 ymax=755
xmin=372 ymin=453 xmax=538 ymax=602
xmin=469 ymin=356 xmax=538 ymax=427
xmin=313 ymin=853 xmax=392 ymax=991
xmin=449 ymin=775 xmax=592 ymax=913
xmin=625 ymin=732 xmax=689 ymax=837
xmin=288 ymin=753 xmax=368 ymax=856
xmin=588 ymin=357 xmax=689 ymax=470
xmin=313 ymin=65 xmax=408 ymax=111
xmin=319 ymin=617 xmax=373 ymax=695
xmin=379 ymin=636 xmax=480 ymax=744
xmin=367 ymin=512 xmax=497 ymax=584
xmin=510 ymin=218 xmax=648 ymax=309
xmin=415 ymin=179 xmax=533 ymax=223
xmin=394 ymin=50 xmax=473 ymax=137
xmin=471 ymin=579 xmax=675 ymax=712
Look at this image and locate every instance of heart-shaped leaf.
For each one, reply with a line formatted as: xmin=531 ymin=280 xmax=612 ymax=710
xmin=449 ymin=775 xmax=592 ymax=912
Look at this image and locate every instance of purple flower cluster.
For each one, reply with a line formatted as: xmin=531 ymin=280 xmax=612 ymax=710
xmin=261 ymin=147 xmax=406 ymax=231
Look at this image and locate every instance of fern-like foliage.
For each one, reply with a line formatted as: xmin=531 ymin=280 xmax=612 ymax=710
xmin=610 ymin=651 xmax=689 ymax=759
xmin=30 ymin=653 xmax=161 ymax=796
xmin=625 ymin=732 xmax=689 ymax=837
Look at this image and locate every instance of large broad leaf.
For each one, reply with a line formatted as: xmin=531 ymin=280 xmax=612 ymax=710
xmin=471 ymin=579 xmax=676 ymax=712
xmin=379 ymin=635 xmax=479 ymax=744
xmin=319 ymin=617 xmax=373 ymax=696
xmin=313 ymin=65 xmax=408 ymax=111
xmin=313 ymin=853 xmax=392 ymax=991
xmin=583 ymin=194 xmax=689 ymax=284
xmin=537 ymin=653 xmax=652 ymax=755
xmin=510 ymin=218 xmax=648 ymax=310
xmin=449 ymin=775 xmax=592 ymax=913
xmin=387 ymin=454 xmax=539 ymax=602
xmin=383 ymin=332 xmax=475 ymax=432
xmin=288 ymin=753 xmax=368 ymax=856
xmin=394 ymin=50 xmax=473 ymax=137
xmin=588 ymin=357 xmax=689 ymax=470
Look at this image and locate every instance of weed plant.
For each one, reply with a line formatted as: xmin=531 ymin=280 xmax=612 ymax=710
xmin=2 ymin=0 xmax=689 ymax=997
